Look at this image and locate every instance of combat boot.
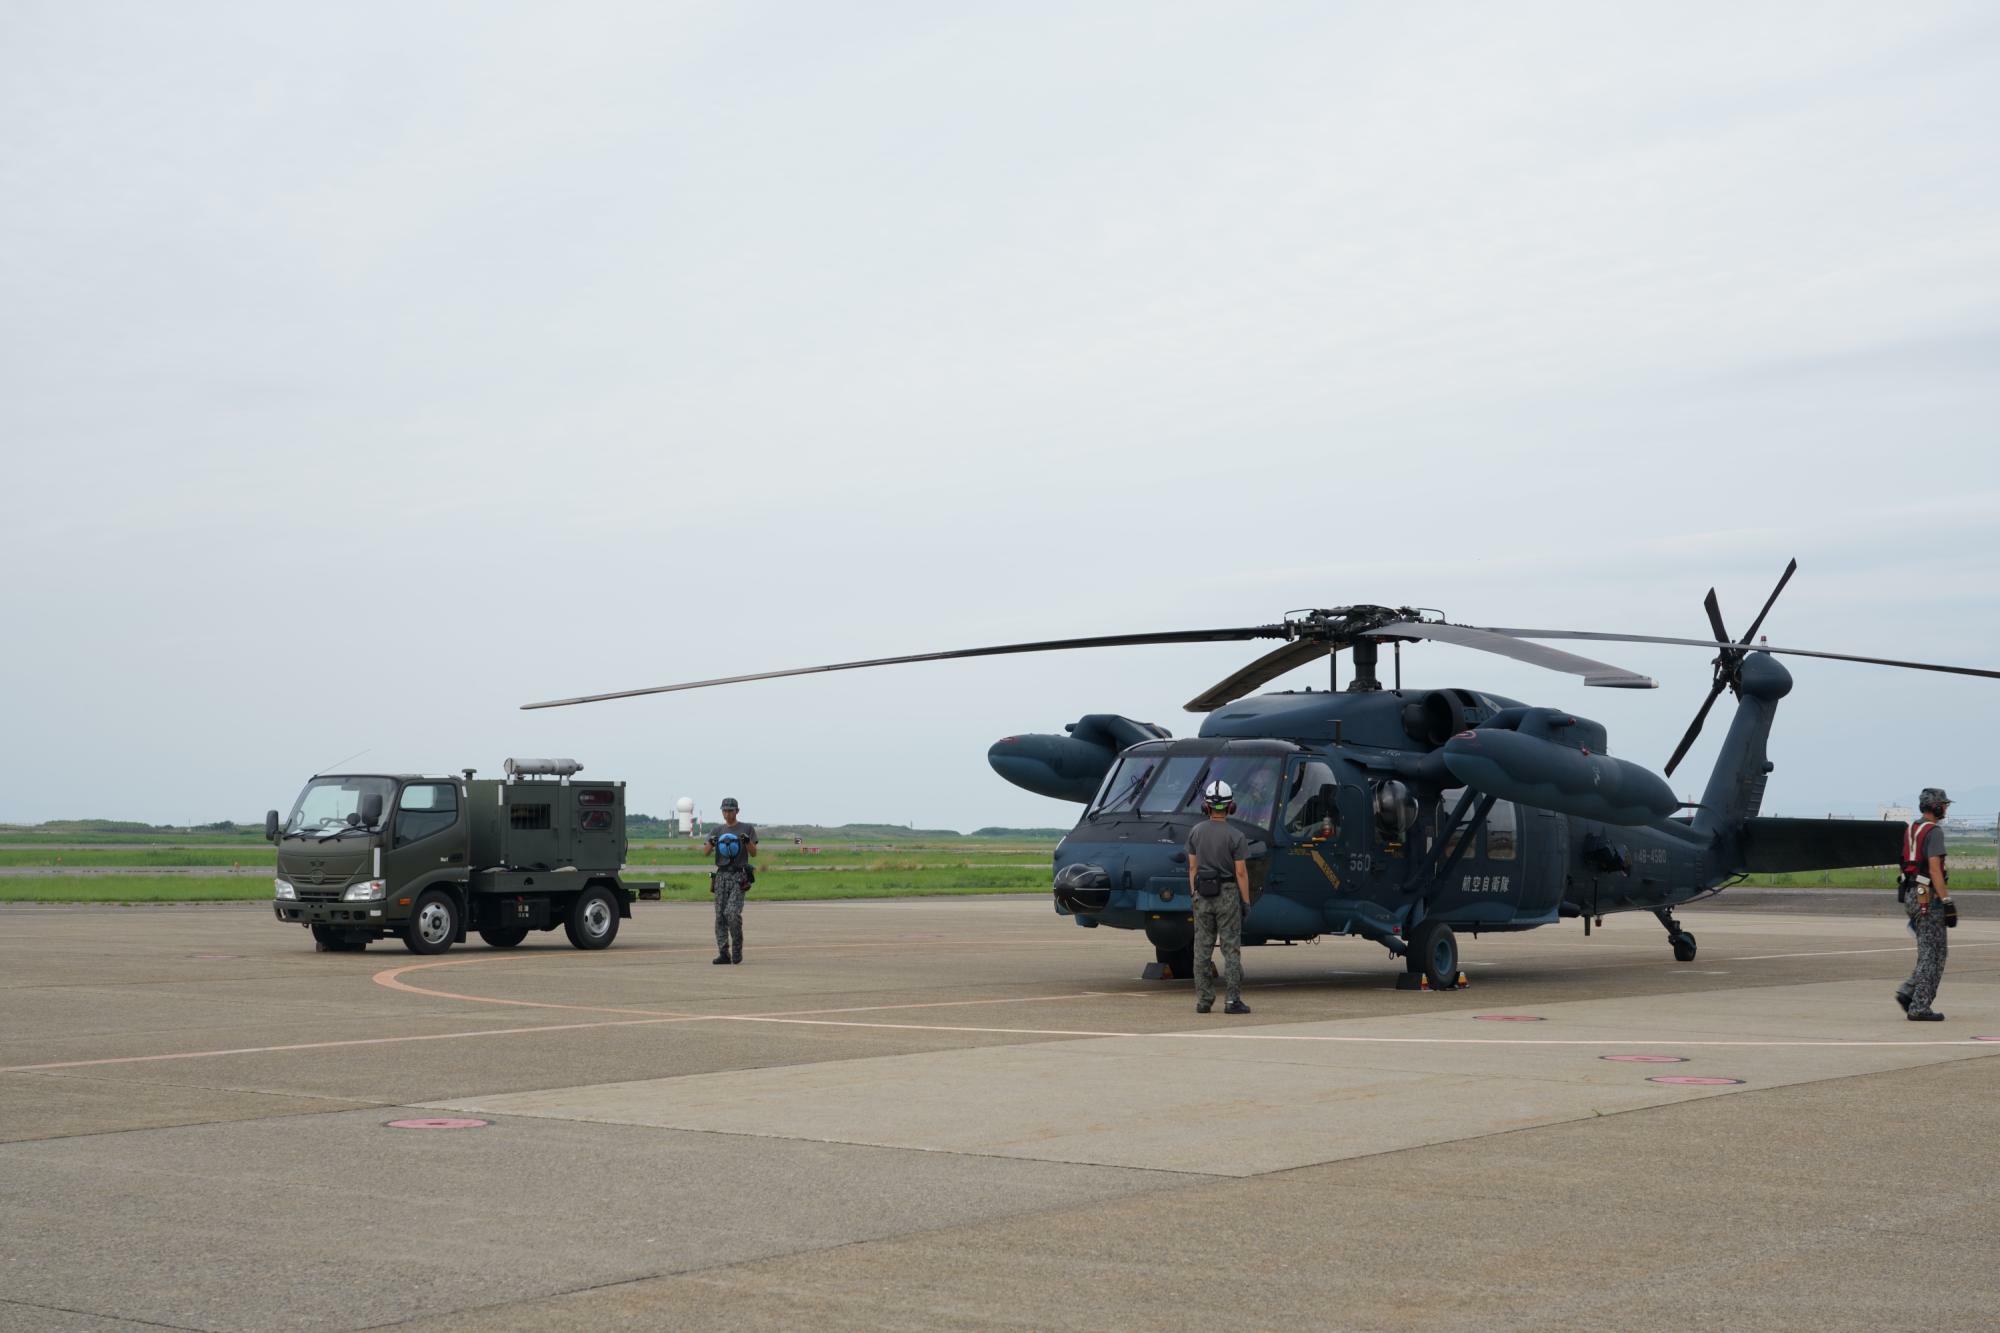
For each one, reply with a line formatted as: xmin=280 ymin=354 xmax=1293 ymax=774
xmin=1894 ymin=990 xmax=1912 ymax=1012
xmin=1195 ymin=999 xmax=1212 ymax=1014
xmin=1224 ymin=999 xmax=1252 ymax=1015
xmin=712 ymin=953 xmax=731 ymax=965
xmin=1908 ymin=1010 xmax=1944 ymax=1021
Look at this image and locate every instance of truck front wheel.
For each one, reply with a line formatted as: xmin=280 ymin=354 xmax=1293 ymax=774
xmin=402 ymin=890 xmax=459 ymax=955
xmin=565 ymin=886 xmax=620 ymax=950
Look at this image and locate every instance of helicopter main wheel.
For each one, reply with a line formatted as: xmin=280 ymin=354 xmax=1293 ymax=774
xmin=1671 ymin=931 xmax=1698 ymax=963
xmin=1408 ymin=921 xmax=1459 ymax=989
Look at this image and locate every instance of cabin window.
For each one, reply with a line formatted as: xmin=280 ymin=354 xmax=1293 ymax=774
xmin=1485 ymin=800 xmax=1517 ymax=861
xmin=395 ymin=783 xmax=459 ymax=847
xmin=1438 ymin=787 xmax=1472 ymax=858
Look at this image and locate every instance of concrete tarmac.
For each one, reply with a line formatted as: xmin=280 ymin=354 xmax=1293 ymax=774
xmin=2 ymin=897 xmax=1996 ymax=1331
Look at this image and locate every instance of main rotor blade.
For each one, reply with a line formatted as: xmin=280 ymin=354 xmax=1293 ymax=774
xmin=1184 ymin=638 xmax=1334 ymax=713
xmin=1371 ymin=622 xmax=1658 ymax=689
xmin=1478 ymin=628 xmax=2000 ymax=682
xmin=522 ymin=625 xmax=1289 ymax=710
xmin=1737 ymin=557 xmax=1797 ymax=646
xmin=1703 ymin=589 xmax=1730 ymax=648
xmin=1663 ymin=678 xmax=1727 ymax=778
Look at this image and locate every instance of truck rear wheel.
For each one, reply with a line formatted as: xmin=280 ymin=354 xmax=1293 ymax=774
xmin=402 ymin=890 xmax=459 ymax=955
xmin=564 ymin=885 xmax=619 ymax=950
xmin=478 ymin=926 xmax=529 ymax=949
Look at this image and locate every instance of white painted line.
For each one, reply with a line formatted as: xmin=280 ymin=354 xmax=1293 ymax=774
xmin=715 ymin=1013 xmax=2000 ymax=1050
xmin=0 ymin=1015 xmax=694 ymax=1074
xmin=1725 ymin=943 xmax=2000 ymax=962
xmin=7 ymin=1001 xmax=1995 ymax=1077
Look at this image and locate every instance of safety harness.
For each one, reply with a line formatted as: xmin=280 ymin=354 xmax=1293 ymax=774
xmin=1901 ymin=818 xmax=1945 ymax=892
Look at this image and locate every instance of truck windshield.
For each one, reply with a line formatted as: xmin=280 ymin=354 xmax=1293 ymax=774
xmin=284 ymin=777 xmax=396 ymax=836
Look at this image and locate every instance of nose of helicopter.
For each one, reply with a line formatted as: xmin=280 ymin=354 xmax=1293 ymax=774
xmin=1052 ymin=825 xmax=1193 ymax=912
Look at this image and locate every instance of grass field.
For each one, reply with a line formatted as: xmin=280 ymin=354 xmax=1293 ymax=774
xmin=0 ymin=848 xmax=279 ymax=868
xmin=2 ymin=823 xmax=1988 ymax=903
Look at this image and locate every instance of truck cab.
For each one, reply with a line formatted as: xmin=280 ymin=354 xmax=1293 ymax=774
xmin=268 ymin=760 xmax=658 ymax=954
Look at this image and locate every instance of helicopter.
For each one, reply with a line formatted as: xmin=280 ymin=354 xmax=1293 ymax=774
xmin=523 ymin=561 xmax=1999 ymax=987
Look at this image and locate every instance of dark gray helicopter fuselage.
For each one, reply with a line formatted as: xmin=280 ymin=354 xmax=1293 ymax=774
xmin=1027 ymin=654 xmax=1825 ymax=964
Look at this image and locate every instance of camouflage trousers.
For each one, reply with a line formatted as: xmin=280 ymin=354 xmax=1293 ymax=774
xmin=1191 ymin=889 xmax=1243 ymax=1006
xmin=712 ymin=869 xmax=747 ymax=959
xmin=1898 ymin=902 xmax=1947 ymax=1014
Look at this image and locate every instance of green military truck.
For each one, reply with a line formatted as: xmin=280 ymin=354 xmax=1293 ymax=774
xmin=266 ymin=758 xmax=660 ymax=954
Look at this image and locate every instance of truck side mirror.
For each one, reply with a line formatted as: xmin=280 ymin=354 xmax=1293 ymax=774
xmin=264 ymin=810 xmax=280 ymax=842
xmin=360 ymin=794 xmax=385 ymax=826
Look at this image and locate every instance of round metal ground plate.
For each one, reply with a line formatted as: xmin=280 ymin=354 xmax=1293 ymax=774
xmin=385 ymin=1117 xmax=489 ymax=1130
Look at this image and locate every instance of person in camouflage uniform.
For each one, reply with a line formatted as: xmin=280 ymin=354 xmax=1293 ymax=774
xmin=1186 ymin=779 xmax=1252 ymax=1015
xmin=1896 ymin=788 xmax=1955 ymax=1020
xmin=706 ymin=797 xmax=757 ymax=964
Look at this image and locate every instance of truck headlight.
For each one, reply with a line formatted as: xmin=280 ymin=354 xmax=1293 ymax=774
xmin=274 ymin=879 xmax=296 ymax=900
xmin=342 ymin=880 xmax=386 ymax=902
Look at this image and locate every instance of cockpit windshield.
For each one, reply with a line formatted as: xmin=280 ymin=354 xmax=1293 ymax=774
xmin=1091 ymin=753 xmax=1162 ymax=816
xmin=1088 ymin=751 xmax=1283 ymax=829
xmin=284 ymin=777 xmax=396 ymax=837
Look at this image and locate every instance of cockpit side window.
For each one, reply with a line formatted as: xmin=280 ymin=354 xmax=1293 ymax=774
xmin=1283 ymin=761 xmax=1341 ymax=839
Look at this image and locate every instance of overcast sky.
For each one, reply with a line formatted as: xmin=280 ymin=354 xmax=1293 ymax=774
xmin=4 ymin=1 xmax=1997 ymax=829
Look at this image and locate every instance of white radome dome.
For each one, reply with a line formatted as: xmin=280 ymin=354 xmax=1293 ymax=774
xmin=675 ymin=797 xmax=696 ymax=813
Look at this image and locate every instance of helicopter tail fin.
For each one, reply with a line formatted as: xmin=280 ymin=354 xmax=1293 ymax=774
xmin=1689 ymin=653 xmax=1793 ymax=839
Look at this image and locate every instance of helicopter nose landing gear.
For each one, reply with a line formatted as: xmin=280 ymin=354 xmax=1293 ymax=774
xmin=1655 ymin=908 xmax=1698 ymax=962
xmin=1142 ymin=944 xmax=1224 ymax=982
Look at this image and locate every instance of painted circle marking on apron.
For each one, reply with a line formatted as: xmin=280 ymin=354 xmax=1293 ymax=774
xmin=1647 ymin=1075 xmax=1743 ymax=1086
xmin=1601 ymin=1054 xmax=1687 ymax=1063
xmin=386 ymin=1117 xmax=489 ymax=1130
xmin=1972 ymin=1036 xmax=2000 ymax=1043
xmin=1474 ymin=1014 xmax=1545 ymax=1022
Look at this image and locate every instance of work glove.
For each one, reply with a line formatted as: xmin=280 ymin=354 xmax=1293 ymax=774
xmin=1942 ymin=898 xmax=1959 ymax=929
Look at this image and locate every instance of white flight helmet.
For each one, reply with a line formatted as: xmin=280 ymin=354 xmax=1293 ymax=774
xmin=1202 ymin=779 xmax=1236 ymax=815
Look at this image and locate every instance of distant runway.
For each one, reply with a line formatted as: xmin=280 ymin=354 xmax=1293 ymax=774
xmin=2 ymin=896 xmax=1995 ymax=1330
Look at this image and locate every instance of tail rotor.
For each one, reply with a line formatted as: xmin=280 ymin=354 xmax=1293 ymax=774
xmin=1663 ymin=559 xmax=1798 ymax=777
